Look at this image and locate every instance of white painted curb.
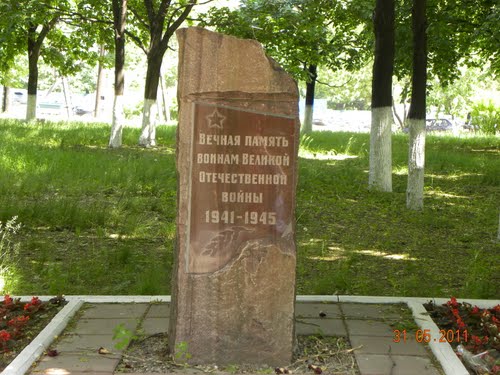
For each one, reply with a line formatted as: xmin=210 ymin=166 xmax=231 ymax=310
xmin=1 ymin=299 xmax=83 ymax=375
xmin=4 ymin=295 xmax=498 ymax=375
xmin=408 ymin=301 xmax=469 ymax=375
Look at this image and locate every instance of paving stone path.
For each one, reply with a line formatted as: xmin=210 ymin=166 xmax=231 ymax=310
xmin=29 ymin=302 xmax=443 ymax=375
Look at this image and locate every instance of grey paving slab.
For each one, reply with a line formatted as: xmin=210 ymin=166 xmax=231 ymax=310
xmin=355 ymin=354 xmax=441 ymax=375
xmin=341 ymin=303 xmax=407 ymax=320
xmin=345 ymin=319 xmax=395 ymax=337
xmin=80 ymin=303 xmax=148 ymax=319
xmin=52 ymin=334 xmax=119 ymax=354
xmin=142 ymin=317 xmax=170 ymax=335
xmin=295 ymin=302 xmax=342 ymax=319
xmin=349 ymin=335 xmax=429 ymax=356
xmin=32 ymin=353 xmax=121 ymax=373
xmin=146 ymin=303 xmax=170 ymax=318
xmin=74 ymin=318 xmax=139 ymax=335
xmin=295 ymin=318 xmax=347 ymax=336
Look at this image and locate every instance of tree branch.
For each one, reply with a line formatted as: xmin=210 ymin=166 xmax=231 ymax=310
xmin=316 ymin=77 xmax=353 ymax=88
xmin=124 ymin=30 xmax=148 ymax=54
xmin=162 ymin=0 xmax=197 ymax=52
xmin=144 ymin=0 xmax=156 ymax=24
xmin=128 ymin=5 xmax=149 ymax=31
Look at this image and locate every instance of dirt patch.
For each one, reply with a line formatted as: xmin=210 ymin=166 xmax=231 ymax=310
xmin=115 ymin=333 xmax=360 ymax=374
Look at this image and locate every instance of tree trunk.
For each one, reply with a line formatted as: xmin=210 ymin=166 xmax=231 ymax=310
xmin=136 ymin=0 xmax=196 ymax=146
xmin=2 ymin=86 xmax=10 ymax=113
xmin=139 ymin=51 xmax=163 ymax=147
xmin=94 ymin=45 xmax=105 ymax=118
xmin=302 ymin=64 xmax=317 ymax=134
xmin=159 ymin=73 xmax=169 ymax=123
xmin=26 ymin=35 xmax=40 ymax=122
xmin=369 ymin=0 xmax=395 ymax=192
xmin=25 ymin=18 xmax=58 ymax=122
xmin=109 ymin=0 xmax=127 ymax=149
xmin=406 ymin=0 xmax=427 ymax=210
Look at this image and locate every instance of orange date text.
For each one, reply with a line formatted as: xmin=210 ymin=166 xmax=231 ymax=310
xmin=393 ymin=329 xmax=468 ymax=344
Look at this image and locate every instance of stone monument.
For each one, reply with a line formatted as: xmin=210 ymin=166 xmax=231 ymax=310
xmin=169 ymin=27 xmax=299 ymax=366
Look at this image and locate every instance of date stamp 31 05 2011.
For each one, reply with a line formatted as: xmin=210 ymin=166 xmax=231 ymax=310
xmin=393 ymin=329 xmax=469 ymax=344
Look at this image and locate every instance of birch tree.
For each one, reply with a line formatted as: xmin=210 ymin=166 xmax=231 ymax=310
xmin=368 ymin=0 xmax=395 ymax=192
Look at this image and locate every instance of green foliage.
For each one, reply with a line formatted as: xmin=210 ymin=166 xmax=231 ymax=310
xmin=113 ymin=323 xmax=138 ymax=350
xmin=426 ymin=66 xmax=499 ymax=119
xmin=470 ymin=101 xmax=499 ymax=135
xmin=199 ymin=0 xmax=372 ymax=82
xmin=394 ymin=0 xmax=499 ymax=85
xmin=0 ymin=0 xmax=98 ymax=78
xmin=315 ymin=63 xmax=372 ymax=110
xmin=174 ymin=341 xmax=192 ymax=363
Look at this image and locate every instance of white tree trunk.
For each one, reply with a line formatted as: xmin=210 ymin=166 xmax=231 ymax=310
xmin=301 ymin=104 xmax=313 ymax=134
xmin=369 ymin=106 xmax=393 ymax=191
xmin=26 ymin=94 xmax=37 ymax=122
xmin=139 ymin=98 xmax=157 ymax=147
xmin=109 ymin=94 xmax=125 ymax=148
xmin=406 ymin=118 xmax=426 ymax=210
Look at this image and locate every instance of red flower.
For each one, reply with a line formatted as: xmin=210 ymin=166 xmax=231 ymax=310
xmin=8 ymin=315 xmax=29 ymax=327
xmin=0 ymin=330 xmax=11 ymax=342
xmin=447 ymin=297 xmax=459 ymax=309
xmin=3 ymin=295 xmax=13 ymax=306
xmin=493 ymin=305 xmax=500 ymax=313
xmin=471 ymin=335 xmax=482 ymax=345
xmin=471 ymin=306 xmax=480 ymax=314
xmin=30 ymin=297 xmax=41 ymax=306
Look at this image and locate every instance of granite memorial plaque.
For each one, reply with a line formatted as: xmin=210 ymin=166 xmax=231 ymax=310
xmin=170 ymin=27 xmax=299 ymax=366
xmin=188 ymin=103 xmax=296 ymax=274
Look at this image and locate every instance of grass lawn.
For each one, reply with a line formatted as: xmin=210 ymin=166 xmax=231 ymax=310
xmin=0 ymin=119 xmax=499 ymax=298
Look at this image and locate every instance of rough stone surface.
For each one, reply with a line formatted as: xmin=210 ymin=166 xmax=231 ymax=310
xmin=170 ymin=27 xmax=299 ymax=366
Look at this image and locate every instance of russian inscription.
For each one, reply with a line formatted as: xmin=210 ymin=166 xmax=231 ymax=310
xmin=187 ymin=102 xmax=296 ymax=274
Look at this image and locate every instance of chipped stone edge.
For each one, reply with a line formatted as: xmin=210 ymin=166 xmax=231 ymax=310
xmin=5 ymin=295 xmax=498 ymax=375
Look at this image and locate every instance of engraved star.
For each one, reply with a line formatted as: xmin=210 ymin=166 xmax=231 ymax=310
xmin=206 ymin=109 xmax=226 ymax=129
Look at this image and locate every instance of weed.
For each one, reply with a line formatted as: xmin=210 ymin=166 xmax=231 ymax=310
xmin=174 ymin=341 xmax=192 ymax=363
xmin=113 ymin=323 xmax=138 ymax=350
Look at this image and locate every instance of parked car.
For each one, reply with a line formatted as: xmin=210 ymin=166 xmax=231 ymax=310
xmin=13 ymin=91 xmax=27 ymax=104
xmin=402 ymin=118 xmax=455 ymax=133
xmin=425 ymin=118 xmax=454 ymax=132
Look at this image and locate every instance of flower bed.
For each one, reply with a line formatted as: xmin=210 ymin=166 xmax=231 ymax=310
xmin=425 ymin=297 xmax=500 ymax=374
xmin=0 ymin=295 xmax=66 ymax=371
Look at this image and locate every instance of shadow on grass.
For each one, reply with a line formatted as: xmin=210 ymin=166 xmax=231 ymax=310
xmin=1 ymin=121 xmax=499 ymax=298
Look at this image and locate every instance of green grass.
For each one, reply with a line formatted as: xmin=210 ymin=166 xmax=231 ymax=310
xmin=0 ymin=119 xmax=498 ymax=298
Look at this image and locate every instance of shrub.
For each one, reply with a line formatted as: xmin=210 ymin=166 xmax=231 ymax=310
xmin=470 ymin=101 xmax=499 ymax=134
